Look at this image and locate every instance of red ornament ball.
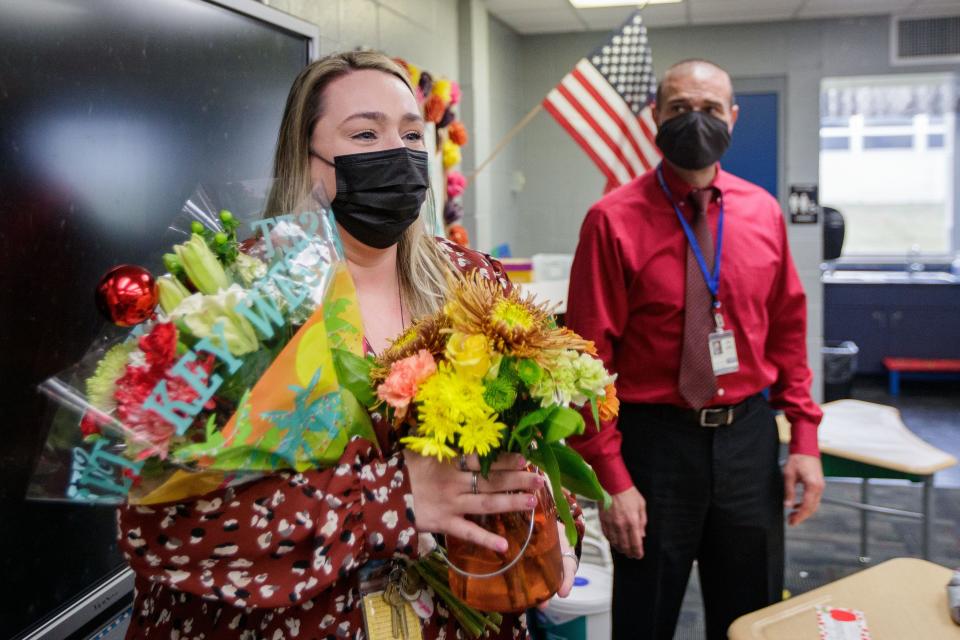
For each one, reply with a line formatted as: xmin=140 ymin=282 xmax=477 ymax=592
xmin=95 ymin=265 xmax=158 ymax=326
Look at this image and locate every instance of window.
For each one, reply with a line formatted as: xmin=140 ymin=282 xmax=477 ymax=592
xmin=819 ymin=74 xmax=957 ymax=255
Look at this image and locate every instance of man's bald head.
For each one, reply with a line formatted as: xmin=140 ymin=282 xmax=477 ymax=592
xmin=651 ymin=58 xmax=739 ymax=135
xmin=655 ymin=59 xmax=735 ymax=111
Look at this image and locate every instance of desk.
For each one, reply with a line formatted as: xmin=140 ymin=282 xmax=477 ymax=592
xmin=728 ymin=558 xmax=956 ymax=639
xmin=778 ymin=400 xmax=957 ymax=560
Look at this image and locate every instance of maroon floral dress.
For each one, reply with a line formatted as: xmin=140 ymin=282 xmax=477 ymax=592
xmin=119 ymin=240 xmax=583 ymax=640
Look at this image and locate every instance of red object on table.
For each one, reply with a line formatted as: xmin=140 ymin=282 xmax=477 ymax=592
xmin=882 ymin=357 xmax=960 ymax=372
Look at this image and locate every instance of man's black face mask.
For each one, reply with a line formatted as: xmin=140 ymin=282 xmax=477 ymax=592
xmin=655 ymin=110 xmax=731 ymax=171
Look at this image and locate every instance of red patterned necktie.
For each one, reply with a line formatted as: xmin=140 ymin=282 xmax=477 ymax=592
xmin=678 ymin=188 xmax=718 ymax=409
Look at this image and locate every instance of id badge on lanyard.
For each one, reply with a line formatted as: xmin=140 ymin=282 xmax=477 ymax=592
xmin=708 ymin=305 xmax=739 ymax=376
xmin=656 ymin=164 xmax=740 ymax=377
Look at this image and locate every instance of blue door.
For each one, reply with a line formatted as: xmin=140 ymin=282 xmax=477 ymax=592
xmin=721 ymin=92 xmax=779 ymax=198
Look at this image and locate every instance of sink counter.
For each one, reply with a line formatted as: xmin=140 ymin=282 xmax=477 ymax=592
xmin=822 ymin=270 xmax=959 ymax=285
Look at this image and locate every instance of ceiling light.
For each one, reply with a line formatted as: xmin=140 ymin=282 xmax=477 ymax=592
xmin=569 ymin=0 xmax=683 ymax=8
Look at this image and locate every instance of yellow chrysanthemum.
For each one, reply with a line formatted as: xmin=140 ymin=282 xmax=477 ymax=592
xmin=457 ymin=413 xmax=503 ymax=457
xmin=401 ymin=435 xmax=456 ymax=460
xmin=403 ymin=363 xmax=505 ymax=461
xmin=444 ymin=272 xmax=594 ymax=364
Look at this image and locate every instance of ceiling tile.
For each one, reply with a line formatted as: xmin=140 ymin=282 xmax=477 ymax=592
xmin=797 ymin=0 xmax=914 ymax=19
xmin=491 ymin=7 xmax=583 ymax=33
xmin=905 ymin=0 xmax=960 ymax=13
xmin=483 ymin=0 xmax=568 ymax=12
xmin=485 ymin=0 xmax=954 ymax=34
xmin=574 ymin=5 xmax=638 ymax=29
xmin=591 ymin=3 xmax=691 ymax=29
xmin=691 ymin=0 xmax=798 ymax=24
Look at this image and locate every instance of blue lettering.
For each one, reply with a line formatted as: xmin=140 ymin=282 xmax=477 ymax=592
xmin=269 ymin=262 xmax=310 ymax=312
xmin=235 ymin=291 xmax=285 ymax=339
xmin=249 ymin=218 xmax=277 ymax=259
xmin=142 ymin=379 xmax=195 ymax=434
xmin=170 ymin=352 xmax=222 ymax=409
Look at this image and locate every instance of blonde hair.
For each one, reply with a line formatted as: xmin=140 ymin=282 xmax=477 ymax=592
xmin=266 ymin=50 xmax=453 ymax=319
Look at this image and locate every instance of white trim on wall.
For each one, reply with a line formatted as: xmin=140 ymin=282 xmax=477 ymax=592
xmin=208 ymin=0 xmax=321 ymax=60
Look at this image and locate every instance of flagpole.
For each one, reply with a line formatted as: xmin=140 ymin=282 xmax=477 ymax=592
xmin=467 ymin=103 xmax=543 ymax=182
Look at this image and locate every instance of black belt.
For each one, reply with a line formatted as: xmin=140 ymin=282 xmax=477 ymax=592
xmin=624 ymin=394 xmax=761 ymax=428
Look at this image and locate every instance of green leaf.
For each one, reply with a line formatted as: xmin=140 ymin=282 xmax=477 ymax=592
xmin=529 ymin=442 xmax=578 ymax=547
xmin=542 ymin=406 xmax=585 ymax=444
xmin=508 ymin=406 xmax=554 ymax=452
xmin=331 ymin=348 xmax=376 ymax=408
xmin=550 ymin=442 xmax=611 ymax=508
xmin=339 ymin=388 xmax=379 ymax=451
xmin=590 ymin=395 xmax=600 ymax=432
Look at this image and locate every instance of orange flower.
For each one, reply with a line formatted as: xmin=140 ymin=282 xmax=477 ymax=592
xmin=599 ymin=382 xmax=620 ymax=422
xmin=424 ymin=94 xmax=446 ymax=124
xmin=377 ymin=349 xmax=437 ymax=413
xmin=448 ymin=121 xmax=468 ymax=146
xmin=447 ymin=224 xmax=469 ymax=247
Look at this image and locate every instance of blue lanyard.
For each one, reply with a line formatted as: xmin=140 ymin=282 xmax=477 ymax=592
xmin=656 ymin=164 xmax=724 ymax=306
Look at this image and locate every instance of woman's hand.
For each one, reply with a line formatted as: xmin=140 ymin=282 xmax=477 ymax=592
xmin=405 ymin=451 xmax=544 ymax=553
xmin=537 ymin=521 xmax=578 ymax=610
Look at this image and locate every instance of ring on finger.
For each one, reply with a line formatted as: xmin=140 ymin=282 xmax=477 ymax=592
xmin=561 ymin=551 xmax=579 ymax=576
xmin=471 ymin=471 xmax=479 ymax=494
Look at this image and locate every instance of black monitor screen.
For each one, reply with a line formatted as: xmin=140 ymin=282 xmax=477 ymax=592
xmin=0 ymin=1 xmax=310 ymax=636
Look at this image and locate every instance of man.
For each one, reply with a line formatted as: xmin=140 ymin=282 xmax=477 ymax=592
xmin=566 ymin=59 xmax=825 ymax=640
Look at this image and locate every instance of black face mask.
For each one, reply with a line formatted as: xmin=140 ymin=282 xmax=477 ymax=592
xmin=655 ymin=110 xmax=731 ymax=171
xmin=315 ymin=147 xmax=430 ymax=249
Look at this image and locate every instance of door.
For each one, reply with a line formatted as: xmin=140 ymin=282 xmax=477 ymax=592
xmin=722 ymin=90 xmax=781 ymax=198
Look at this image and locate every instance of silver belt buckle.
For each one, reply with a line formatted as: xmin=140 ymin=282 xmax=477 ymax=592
xmin=699 ymin=407 xmax=733 ymax=427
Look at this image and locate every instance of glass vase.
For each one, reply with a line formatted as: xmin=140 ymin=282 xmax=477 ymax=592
xmin=446 ymin=485 xmax=563 ymax=613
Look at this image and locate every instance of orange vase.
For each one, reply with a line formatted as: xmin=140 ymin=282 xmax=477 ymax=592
xmin=446 ymin=485 xmax=563 ymax=612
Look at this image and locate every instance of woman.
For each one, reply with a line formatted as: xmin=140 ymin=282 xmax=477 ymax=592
xmin=119 ymin=51 xmax=581 ymax=639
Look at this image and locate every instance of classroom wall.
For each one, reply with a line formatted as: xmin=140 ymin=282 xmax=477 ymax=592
xmin=484 ymin=15 xmax=524 ymax=251
xmin=264 ymin=0 xmax=460 ymax=79
xmin=509 ymin=14 xmax=960 ymax=400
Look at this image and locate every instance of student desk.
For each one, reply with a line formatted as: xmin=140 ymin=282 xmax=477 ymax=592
xmin=728 ymin=558 xmax=956 ymax=639
xmin=778 ymin=400 xmax=957 ymax=561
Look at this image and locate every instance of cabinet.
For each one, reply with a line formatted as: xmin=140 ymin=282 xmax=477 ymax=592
xmin=824 ymin=283 xmax=960 ymax=375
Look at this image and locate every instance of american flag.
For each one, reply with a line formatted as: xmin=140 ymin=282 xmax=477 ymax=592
xmin=542 ymin=10 xmax=660 ymax=190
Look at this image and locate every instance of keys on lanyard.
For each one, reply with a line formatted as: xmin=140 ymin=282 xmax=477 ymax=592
xmin=360 ymin=562 xmax=426 ymax=640
xmin=381 ymin=565 xmax=433 ymax=640
xmin=383 ymin=580 xmax=409 ymax=640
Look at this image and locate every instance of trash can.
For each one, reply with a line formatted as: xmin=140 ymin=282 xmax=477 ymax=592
xmin=823 ymin=340 xmax=859 ymax=402
xmin=529 ymin=563 xmax=612 ymax=640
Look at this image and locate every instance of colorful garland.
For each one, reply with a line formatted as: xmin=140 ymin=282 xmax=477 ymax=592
xmin=394 ymin=58 xmax=470 ymax=248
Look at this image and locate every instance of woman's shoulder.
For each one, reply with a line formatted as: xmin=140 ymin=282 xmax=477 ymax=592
xmin=433 ymin=237 xmax=511 ymax=291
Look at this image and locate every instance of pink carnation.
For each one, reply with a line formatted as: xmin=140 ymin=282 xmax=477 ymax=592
xmin=446 ymin=170 xmax=467 ymax=199
xmin=450 ymin=81 xmax=461 ymax=105
xmin=377 ymin=349 xmax=437 ymax=411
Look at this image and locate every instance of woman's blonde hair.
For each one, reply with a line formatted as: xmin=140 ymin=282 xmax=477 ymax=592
xmin=266 ymin=50 xmax=453 ymax=319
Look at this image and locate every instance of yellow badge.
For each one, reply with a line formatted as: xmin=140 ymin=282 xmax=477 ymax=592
xmin=361 ymin=590 xmax=423 ymax=640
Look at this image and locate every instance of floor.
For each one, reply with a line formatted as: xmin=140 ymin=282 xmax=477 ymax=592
xmin=672 ymin=378 xmax=960 ymax=639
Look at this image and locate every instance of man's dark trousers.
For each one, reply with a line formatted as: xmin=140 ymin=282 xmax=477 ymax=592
xmin=610 ymin=395 xmax=785 ymax=640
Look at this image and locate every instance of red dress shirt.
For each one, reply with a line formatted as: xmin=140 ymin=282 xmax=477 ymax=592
xmin=566 ymin=162 xmax=822 ymax=494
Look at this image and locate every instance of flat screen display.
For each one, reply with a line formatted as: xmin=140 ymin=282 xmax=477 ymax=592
xmin=0 ymin=1 xmax=310 ymax=636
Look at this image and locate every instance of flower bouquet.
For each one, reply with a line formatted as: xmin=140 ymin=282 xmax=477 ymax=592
xmin=30 ymin=184 xmax=376 ymax=506
xmin=372 ymin=272 xmax=618 ymax=612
